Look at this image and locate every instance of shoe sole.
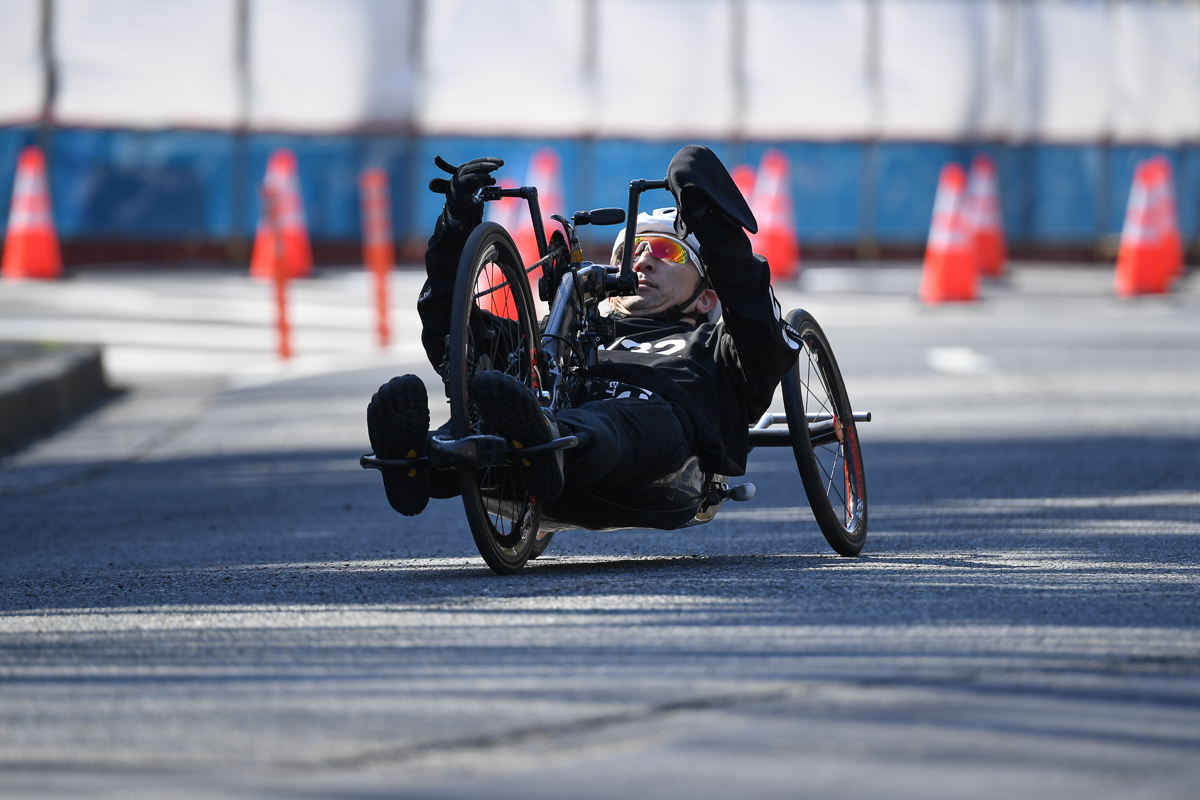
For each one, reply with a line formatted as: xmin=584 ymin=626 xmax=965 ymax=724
xmin=367 ymin=375 xmax=430 ymax=516
xmin=469 ymin=371 xmax=564 ymax=502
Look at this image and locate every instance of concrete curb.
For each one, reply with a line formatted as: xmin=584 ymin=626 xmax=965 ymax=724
xmin=0 ymin=343 xmax=110 ymax=453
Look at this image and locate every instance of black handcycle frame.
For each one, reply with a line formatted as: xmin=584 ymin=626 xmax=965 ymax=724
xmin=362 ymin=175 xmax=870 ymax=573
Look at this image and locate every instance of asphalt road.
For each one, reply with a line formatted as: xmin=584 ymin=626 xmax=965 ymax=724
xmin=2 ymin=265 xmax=1198 ymax=798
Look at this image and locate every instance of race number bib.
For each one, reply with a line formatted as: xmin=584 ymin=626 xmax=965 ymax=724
xmin=620 ymin=338 xmax=687 ymax=356
xmin=584 ymin=378 xmax=654 ymax=401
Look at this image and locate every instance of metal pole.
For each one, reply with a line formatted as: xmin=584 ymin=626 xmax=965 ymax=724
xmin=263 ymin=187 xmax=291 ymax=360
xmin=859 ymin=0 xmax=881 ymax=260
xmin=37 ymin=0 xmax=57 ymax=167
xmin=230 ymin=0 xmax=251 ymax=262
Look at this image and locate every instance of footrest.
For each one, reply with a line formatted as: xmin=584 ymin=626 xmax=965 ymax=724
xmin=507 ymin=435 xmax=580 ymax=458
xmin=363 ymin=433 xmax=582 ymax=472
xmin=360 ymin=453 xmax=428 ymax=471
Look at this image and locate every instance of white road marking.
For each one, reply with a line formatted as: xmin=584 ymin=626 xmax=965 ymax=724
xmin=926 ymin=345 xmax=995 ymax=374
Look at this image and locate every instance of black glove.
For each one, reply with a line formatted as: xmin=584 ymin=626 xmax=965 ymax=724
xmin=666 ymin=145 xmax=757 ymax=244
xmin=428 ymin=155 xmax=505 ymax=217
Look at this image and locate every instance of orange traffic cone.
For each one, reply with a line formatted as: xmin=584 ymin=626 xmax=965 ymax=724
xmin=748 ymin=150 xmax=799 ymax=282
xmin=1115 ymin=162 xmax=1170 ymax=297
xmin=965 ymin=153 xmax=1007 ymax=278
xmin=512 ymin=150 xmax=562 ymax=307
xmin=920 ymin=163 xmax=978 ymax=303
xmin=2 ymin=147 xmax=62 ymax=281
xmin=476 ymin=263 xmax=520 ymax=321
xmin=478 ymin=178 xmax=525 ymax=320
xmin=1145 ymin=155 xmax=1183 ymax=284
xmin=484 ymin=178 xmax=521 ymax=231
xmin=251 ymin=149 xmax=312 ymax=280
xmin=731 ymin=165 xmax=756 ymax=208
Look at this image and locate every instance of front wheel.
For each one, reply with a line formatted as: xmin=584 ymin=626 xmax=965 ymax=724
xmin=529 ymin=529 xmax=555 ymax=559
xmin=781 ymin=309 xmax=868 ymax=556
xmin=448 ymin=222 xmax=543 ymax=574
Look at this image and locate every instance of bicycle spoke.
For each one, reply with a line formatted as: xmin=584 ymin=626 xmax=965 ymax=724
xmin=815 ymin=444 xmax=846 ymax=511
xmin=825 ymin=447 xmax=844 ymax=507
xmin=806 ymin=347 xmax=835 ymax=419
xmin=804 ymin=350 xmax=817 ymax=413
xmin=801 ymin=332 xmax=851 ymax=518
xmin=808 ymin=352 xmax=836 ymax=418
xmin=802 ymin=346 xmax=834 ymax=419
xmin=812 ymin=354 xmax=837 ymax=409
xmin=800 ymin=336 xmax=837 ymax=419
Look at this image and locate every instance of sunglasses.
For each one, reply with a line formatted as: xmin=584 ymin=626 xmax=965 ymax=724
xmin=613 ymin=235 xmax=692 ymax=266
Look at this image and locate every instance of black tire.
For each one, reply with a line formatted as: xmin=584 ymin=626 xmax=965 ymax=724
xmin=448 ymin=222 xmax=543 ymax=574
xmin=781 ymin=309 xmax=868 ymax=556
xmin=529 ymin=530 xmax=555 ymax=560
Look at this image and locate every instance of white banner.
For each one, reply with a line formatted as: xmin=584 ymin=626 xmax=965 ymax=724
xmin=593 ymin=0 xmax=735 ymax=138
xmin=743 ymin=0 xmax=872 ymax=138
xmin=1112 ymin=0 xmax=1200 ymax=143
xmin=879 ymin=0 xmax=1003 ymax=139
xmin=1012 ymin=0 xmax=1111 ymax=141
xmin=8 ymin=0 xmax=1200 ymax=141
xmin=0 ymin=0 xmax=42 ymax=123
xmin=54 ymin=0 xmax=240 ymax=128
xmin=417 ymin=0 xmax=588 ymax=135
xmin=249 ymin=0 xmax=413 ymax=131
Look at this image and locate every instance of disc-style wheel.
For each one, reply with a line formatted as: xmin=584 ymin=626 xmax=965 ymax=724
xmin=781 ymin=309 xmax=868 ymax=556
xmin=448 ymin=222 xmax=543 ymax=574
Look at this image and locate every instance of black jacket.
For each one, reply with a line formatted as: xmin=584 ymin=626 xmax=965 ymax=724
xmin=418 ymin=206 xmax=799 ymax=477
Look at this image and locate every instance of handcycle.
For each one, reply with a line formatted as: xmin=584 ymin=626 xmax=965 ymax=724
xmin=361 ymin=175 xmax=869 ymax=574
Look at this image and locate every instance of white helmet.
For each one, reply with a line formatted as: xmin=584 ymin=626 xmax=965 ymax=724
xmin=608 ymin=207 xmax=720 ymax=323
xmin=610 ymin=207 xmax=705 ymax=281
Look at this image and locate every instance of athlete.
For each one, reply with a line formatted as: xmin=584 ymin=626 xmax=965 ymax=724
xmin=367 ymin=145 xmax=799 ymax=517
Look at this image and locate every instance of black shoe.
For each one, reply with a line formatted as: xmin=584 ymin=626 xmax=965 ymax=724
xmin=367 ymin=375 xmax=430 ymax=516
xmin=469 ymin=371 xmax=564 ymax=502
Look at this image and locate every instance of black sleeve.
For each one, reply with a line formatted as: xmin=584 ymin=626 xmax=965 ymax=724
xmin=418 ymin=206 xmax=482 ymax=373
xmin=697 ymin=227 xmax=800 ymax=415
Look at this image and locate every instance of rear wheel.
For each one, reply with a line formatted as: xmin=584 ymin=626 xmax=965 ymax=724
xmin=781 ymin=309 xmax=868 ymax=556
xmin=448 ymin=222 xmax=543 ymax=574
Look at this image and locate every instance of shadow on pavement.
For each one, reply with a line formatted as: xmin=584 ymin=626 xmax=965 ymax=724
xmin=1 ymin=437 xmax=1196 ymax=629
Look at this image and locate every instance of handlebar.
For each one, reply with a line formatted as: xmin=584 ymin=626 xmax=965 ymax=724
xmin=482 ymin=176 xmax=671 ymax=299
xmin=611 ymin=178 xmax=669 ymax=296
xmin=480 ymin=184 xmax=548 ymax=259
xmin=573 ymin=208 xmax=625 ymax=227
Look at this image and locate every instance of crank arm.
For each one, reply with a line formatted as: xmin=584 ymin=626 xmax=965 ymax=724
xmin=427 ymin=434 xmax=509 ymax=470
xmin=360 ymin=437 xmax=506 ymax=473
xmin=428 ymin=433 xmax=581 ymax=470
xmin=509 ymin=435 xmax=580 ymax=458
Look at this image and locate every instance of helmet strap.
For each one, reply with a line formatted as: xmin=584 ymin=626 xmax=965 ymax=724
xmin=656 ymin=281 xmax=709 ymax=324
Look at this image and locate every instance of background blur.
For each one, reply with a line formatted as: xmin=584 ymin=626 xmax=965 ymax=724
xmin=1 ymin=0 xmax=1198 ymax=263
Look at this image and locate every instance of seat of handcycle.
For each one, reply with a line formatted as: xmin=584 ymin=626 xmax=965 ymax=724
xmin=537 ymin=455 xmax=712 ymax=533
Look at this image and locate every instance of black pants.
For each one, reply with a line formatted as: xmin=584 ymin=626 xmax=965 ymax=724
xmin=558 ymin=396 xmax=693 ymax=490
xmin=428 ymin=395 xmax=693 ymax=499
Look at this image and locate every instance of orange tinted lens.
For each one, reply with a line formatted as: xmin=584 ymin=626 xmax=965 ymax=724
xmin=635 ymin=236 xmax=689 ymax=264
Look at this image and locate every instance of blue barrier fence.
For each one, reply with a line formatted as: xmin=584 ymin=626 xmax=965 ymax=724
xmin=2 ymin=125 xmax=1197 ymax=251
